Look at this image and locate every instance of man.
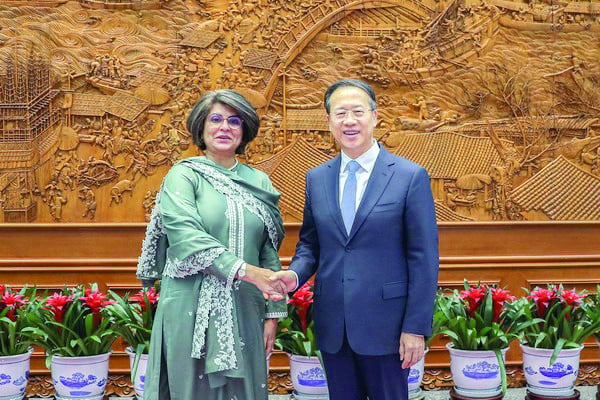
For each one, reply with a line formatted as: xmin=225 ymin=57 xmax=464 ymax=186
xmin=271 ymin=79 xmax=439 ymax=400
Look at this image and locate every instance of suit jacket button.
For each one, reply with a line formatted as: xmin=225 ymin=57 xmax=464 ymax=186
xmin=345 ymin=247 xmax=351 ymax=252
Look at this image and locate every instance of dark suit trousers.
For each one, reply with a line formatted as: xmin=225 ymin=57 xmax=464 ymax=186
xmin=321 ymin=330 xmax=409 ymax=400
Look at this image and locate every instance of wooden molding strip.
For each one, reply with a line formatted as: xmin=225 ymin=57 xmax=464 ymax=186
xmin=0 ymin=221 xmax=599 ymax=230
xmin=1 ymin=254 xmax=598 ymax=271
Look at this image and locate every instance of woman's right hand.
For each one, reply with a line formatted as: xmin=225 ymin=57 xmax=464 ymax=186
xmin=242 ymin=264 xmax=287 ymax=300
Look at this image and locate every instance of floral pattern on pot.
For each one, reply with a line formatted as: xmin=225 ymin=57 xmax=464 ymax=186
xmin=289 ymin=354 xmax=329 ymax=396
xmin=297 ymin=367 xmax=326 ymax=387
xmin=447 ymin=344 xmax=508 ymax=399
xmin=520 ymin=344 xmax=582 ymax=398
xmin=0 ymin=349 xmax=33 ymax=399
xmin=462 ymin=361 xmax=500 ymax=379
xmin=50 ymin=352 xmax=110 ymax=399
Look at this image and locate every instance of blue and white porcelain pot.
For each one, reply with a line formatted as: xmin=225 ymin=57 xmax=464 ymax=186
xmin=126 ymin=348 xmax=148 ymax=400
xmin=50 ymin=352 xmax=111 ymax=400
xmin=520 ymin=343 xmax=583 ymax=397
xmin=408 ymin=348 xmax=428 ymax=399
xmin=288 ymin=354 xmax=329 ymax=397
xmin=447 ymin=343 xmax=508 ymax=398
xmin=0 ymin=348 xmax=32 ymax=400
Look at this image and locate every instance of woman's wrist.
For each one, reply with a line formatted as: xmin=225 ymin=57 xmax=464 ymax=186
xmin=240 ymin=264 xmax=258 ymax=284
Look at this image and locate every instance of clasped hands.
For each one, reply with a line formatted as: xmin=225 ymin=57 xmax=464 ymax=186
xmin=242 ymin=265 xmax=298 ymax=301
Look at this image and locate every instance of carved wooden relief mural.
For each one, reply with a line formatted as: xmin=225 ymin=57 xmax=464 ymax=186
xmin=1 ymin=0 xmax=599 ymax=223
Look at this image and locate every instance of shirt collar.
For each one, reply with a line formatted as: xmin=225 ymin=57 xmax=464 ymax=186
xmin=340 ymin=140 xmax=380 ymax=173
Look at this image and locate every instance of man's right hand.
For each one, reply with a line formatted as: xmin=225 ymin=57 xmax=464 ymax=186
xmin=268 ymin=271 xmax=298 ymax=300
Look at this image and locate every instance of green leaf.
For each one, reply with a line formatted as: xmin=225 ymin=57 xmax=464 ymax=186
xmin=550 ymin=338 xmax=566 ymax=366
xmin=494 ymin=349 xmax=507 ymax=396
xmin=89 ymin=335 xmax=101 ymax=344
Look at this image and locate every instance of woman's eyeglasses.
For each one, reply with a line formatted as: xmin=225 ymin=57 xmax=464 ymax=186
xmin=208 ymin=113 xmax=243 ymax=129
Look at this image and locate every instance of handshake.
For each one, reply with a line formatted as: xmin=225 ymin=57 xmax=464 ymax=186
xmin=241 ymin=265 xmax=298 ymax=301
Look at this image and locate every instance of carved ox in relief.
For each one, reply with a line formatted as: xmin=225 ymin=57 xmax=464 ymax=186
xmin=110 ymin=179 xmax=135 ymax=205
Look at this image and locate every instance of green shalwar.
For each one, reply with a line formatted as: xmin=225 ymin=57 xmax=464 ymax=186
xmin=137 ymin=157 xmax=286 ymax=400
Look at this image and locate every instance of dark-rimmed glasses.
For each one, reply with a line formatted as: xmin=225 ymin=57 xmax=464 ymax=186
xmin=207 ymin=113 xmax=243 ymax=129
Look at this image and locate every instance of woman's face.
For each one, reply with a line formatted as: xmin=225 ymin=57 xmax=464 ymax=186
xmin=202 ymin=102 xmax=244 ymax=156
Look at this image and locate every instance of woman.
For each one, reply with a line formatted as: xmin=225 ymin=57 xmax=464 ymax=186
xmin=137 ymin=89 xmax=286 ymax=400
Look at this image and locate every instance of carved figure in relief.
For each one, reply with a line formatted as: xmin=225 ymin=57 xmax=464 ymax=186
xmin=489 ymin=164 xmax=509 ymax=220
xmin=78 ymin=186 xmax=97 ymax=219
xmin=142 ymin=190 xmax=157 ymax=222
xmin=43 ymin=179 xmax=60 ymax=204
xmin=413 ymin=96 xmax=429 ymax=120
xmin=128 ymin=149 xmax=150 ymax=180
xmin=89 ymin=56 xmax=101 ymax=76
xmin=49 ymin=190 xmax=67 ymax=221
xmin=56 ymin=162 xmax=76 ymax=191
xmin=581 ymin=147 xmax=600 ymax=175
xmin=159 ymin=125 xmax=185 ymax=163
xmin=505 ymin=200 xmax=524 ymax=221
xmin=110 ymin=180 xmax=136 ymax=205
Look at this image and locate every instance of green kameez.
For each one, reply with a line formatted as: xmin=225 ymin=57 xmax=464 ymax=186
xmin=141 ymin=158 xmax=286 ymax=400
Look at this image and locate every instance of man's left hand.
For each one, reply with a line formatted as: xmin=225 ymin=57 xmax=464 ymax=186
xmin=264 ymin=318 xmax=278 ymax=357
xmin=399 ymin=332 xmax=424 ymax=369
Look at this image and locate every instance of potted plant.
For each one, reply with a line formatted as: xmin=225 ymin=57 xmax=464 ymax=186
xmin=275 ymin=281 xmax=328 ymax=398
xmin=0 ymin=285 xmax=36 ymax=400
xmin=407 ymin=291 xmax=444 ymax=400
xmin=585 ymin=285 xmax=600 ymax=346
xmin=22 ymin=284 xmax=118 ymax=400
xmin=437 ymin=281 xmax=523 ymax=399
xmin=515 ymin=284 xmax=600 ymax=398
xmin=585 ymin=287 xmax=600 ymax=400
xmin=106 ymin=286 xmax=159 ymax=400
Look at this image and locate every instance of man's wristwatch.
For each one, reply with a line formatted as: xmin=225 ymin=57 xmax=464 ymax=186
xmin=237 ymin=263 xmax=247 ymax=279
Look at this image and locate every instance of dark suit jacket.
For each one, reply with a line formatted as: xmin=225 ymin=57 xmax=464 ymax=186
xmin=290 ymin=146 xmax=439 ymax=355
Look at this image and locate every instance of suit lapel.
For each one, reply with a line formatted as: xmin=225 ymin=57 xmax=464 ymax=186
xmin=324 ymin=156 xmax=347 ymax=238
xmin=347 ymin=148 xmax=395 ymax=243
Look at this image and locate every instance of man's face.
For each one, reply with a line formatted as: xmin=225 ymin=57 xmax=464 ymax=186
xmin=327 ymin=86 xmax=377 ymax=159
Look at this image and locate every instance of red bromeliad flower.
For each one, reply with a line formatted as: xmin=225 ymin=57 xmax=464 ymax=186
xmin=0 ymin=285 xmax=6 ymax=297
xmin=79 ymin=288 xmax=115 ymax=314
xmin=561 ymin=288 xmax=585 ymax=307
xmin=130 ymin=287 xmax=159 ymax=312
xmin=288 ymin=282 xmax=314 ymax=334
xmin=1 ymin=293 xmax=28 ymax=322
xmin=560 ymin=288 xmax=585 ymax=321
xmin=45 ymin=293 xmax=74 ymax=323
xmin=529 ymin=287 xmax=558 ymax=318
xmin=491 ymin=287 xmax=516 ymax=322
xmin=459 ymin=284 xmax=486 ymax=317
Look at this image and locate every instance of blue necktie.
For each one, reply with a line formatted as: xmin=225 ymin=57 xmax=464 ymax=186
xmin=341 ymin=160 xmax=360 ymax=235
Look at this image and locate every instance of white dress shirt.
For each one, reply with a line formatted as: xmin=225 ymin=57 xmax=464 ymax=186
xmin=339 ymin=140 xmax=380 ymax=211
